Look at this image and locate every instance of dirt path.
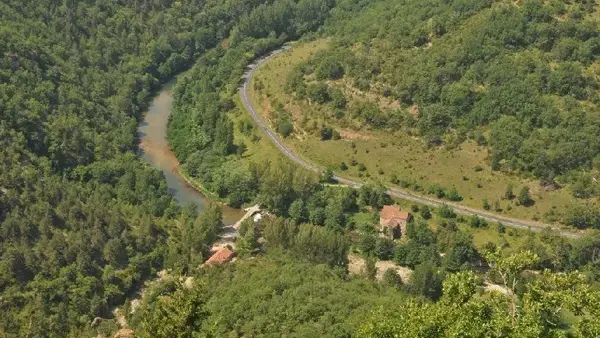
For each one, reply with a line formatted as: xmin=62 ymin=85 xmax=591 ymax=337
xmin=347 ymin=254 xmax=412 ymax=282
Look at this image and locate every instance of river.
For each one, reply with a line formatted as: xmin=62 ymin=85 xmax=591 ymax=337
xmin=137 ymin=79 xmax=243 ymax=224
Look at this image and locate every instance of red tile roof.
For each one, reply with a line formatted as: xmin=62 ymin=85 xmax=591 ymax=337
xmin=204 ymin=247 xmax=235 ymax=266
xmin=381 ymin=205 xmax=409 ymax=222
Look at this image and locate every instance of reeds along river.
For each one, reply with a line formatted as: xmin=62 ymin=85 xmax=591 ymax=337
xmin=137 ymin=79 xmax=243 ymax=224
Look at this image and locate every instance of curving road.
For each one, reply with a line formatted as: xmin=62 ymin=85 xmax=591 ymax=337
xmin=240 ymin=47 xmax=582 ymax=239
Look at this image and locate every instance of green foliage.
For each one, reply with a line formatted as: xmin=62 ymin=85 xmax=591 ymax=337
xmin=296 ymin=0 xmax=600 ymax=189
xmin=133 ymin=255 xmax=408 ymax=338
xmin=375 ymin=237 xmax=395 ymax=260
xmin=505 ymin=184 xmax=515 ymax=200
xmin=441 ymin=271 xmax=478 ymax=305
xmin=166 ymin=203 xmax=223 ymax=274
xmin=445 ymin=187 xmax=463 ymax=202
xmin=358 ymin=268 xmax=600 ymax=337
xmin=563 ymin=203 xmax=600 ymax=229
xmin=437 ymin=204 xmax=456 ymax=219
xmin=469 ymin=215 xmax=488 ymax=228
xmin=320 ymin=125 xmax=336 ymax=140
xmin=420 ymin=205 xmax=432 ymax=219
xmin=277 ymin=118 xmax=295 ymax=137
xmin=316 ymin=57 xmax=345 ymax=80
xmin=410 ymin=261 xmax=443 ymax=301
xmin=518 ymin=186 xmax=534 ymax=207
xmin=136 ymin=284 xmax=208 ymax=338
xmin=267 ymin=220 xmax=349 ymax=269
xmin=0 ymin=0 xmax=341 ymax=334
xmin=395 ymin=221 xmax=439 ymax=269
xmin=360 ymin=234 xmax=377 ymax=257
xmin=358 ymin=183 xmax=391 ymax=209
xmin=237 ymin=221 xmax=260 ymax=256
xmin=364 ymin=257 xmax=378 ymax=281
xmin=483 ymin=198 xmax=491 ymax=210
xmin=308 ymin=82 xmax=331 ymax=103
xmin=382 ymin=268 xmax=403 ymax=288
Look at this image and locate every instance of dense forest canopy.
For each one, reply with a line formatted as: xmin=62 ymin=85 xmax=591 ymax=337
xmin=1 ymin=0 xmax=333 ymax=336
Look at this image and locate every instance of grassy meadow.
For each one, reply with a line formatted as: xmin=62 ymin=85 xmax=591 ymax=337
xmin=249 ymin=39 xmax=578 ymax=225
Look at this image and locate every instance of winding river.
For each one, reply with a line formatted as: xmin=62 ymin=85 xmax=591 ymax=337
xmin=137 ymin=79 xmax=243 ymax=224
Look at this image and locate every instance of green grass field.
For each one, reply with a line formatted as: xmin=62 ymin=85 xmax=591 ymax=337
xmin=249 ymin=39 xmax=578 ymax=225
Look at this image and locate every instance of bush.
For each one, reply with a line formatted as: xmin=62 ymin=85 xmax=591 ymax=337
xmin=496 ymin=222 xmax=506 ymax=233
xmin=505 ymin=184 xmax=515 ymax=200
xmin=332 ymin=130 xmax=341 ymax=140
xmin=445 ymin=188 xmax=463 ymax=201
xmin=329 ymin=87 xmax=347 ymax=109
xmin=375 ymin=237 xmax=395 ymax=260
xmin=482 ymin=198 xmax=491 ymax=211
xmin=307 ymin=82 xmax=331 ymax=104
xmin=277 ymin=119 xmax=294 ymax=137
xmin=427 ymin=183 xmax=446 ymax=198
xmin=469 ymin=215 xmax=488 ymax=228
xmin=382 ymin=268 xmax=403 ymax=288
xmin=315 ymin=57 xmax=345 ymax=80
xmin=321 ymin=126 xmax=334 ymax=140
xmin=421 ymin=206 xmax=432 ymax=219
xmin=518 ymin=187 xmax=534 ymax=207
xmin=438 ymin=205 xmax=456 ymax=219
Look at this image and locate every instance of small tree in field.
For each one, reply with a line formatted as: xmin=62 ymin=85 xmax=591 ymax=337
xmin=518 ymin=186 xmax=534 ymax=207
xmin=505 ymin=184 xmax=515 ymax=200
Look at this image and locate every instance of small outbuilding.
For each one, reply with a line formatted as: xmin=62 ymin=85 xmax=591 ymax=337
xmin=203 ymin=247 xmax=236 ymax=266
xmin=380 ymin=205 xmax=411 ymax=239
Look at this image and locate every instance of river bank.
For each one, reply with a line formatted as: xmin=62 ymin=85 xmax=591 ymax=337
xmin=137 ymin=79 xmax=243 ymax=224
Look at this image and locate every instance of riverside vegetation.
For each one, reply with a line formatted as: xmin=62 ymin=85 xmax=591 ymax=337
xmin=2 ymin=0 xmax=600 ymax=337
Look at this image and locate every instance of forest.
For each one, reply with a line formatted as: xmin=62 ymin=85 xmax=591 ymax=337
xmin=3 ymin=0 xmax=600 ymax=337
xmin=273 ymin=0 xmax=600 ymax=228
xmin=0 ymin=0 xmax=333 ymax=336
xmin=289 ymin=0 xmax=600 ymax=184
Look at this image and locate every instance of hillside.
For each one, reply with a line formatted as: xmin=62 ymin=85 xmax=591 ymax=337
xmin=0 ymin=0 xmax=334 ymax=336
xmin=251 ymin=0 xmax=600 ymax=228
xmin=3 ymin=0 xmax=600 ymax=337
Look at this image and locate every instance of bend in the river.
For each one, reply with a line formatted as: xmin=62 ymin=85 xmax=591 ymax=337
xmin=137 ymin=79 xmax=242 ymax=224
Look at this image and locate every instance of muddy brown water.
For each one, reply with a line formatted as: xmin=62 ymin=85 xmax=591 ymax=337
xmin=137 ymin=79 xmax=243 ymax=225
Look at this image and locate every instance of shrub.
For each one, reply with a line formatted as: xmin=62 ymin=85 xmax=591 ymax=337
xmin=469 ymin=215 xmax=488 ymax=228
xmin=320 ymin=126 xmax=334 ymax=140
xmin=483 ymin=198 xmax=491 ymax=211
xmin=518 ymin=187 xmax=534 ymax=207
xmin=382 ymin=268 xmax=403 ymax=288
xmin=307 ymin=82 xmax=331 ymax=104
xmin=427 ymin=183 xmax=446 ymax=198
xmin=505 ymin=184 xmax=515 ymax=200
xmin=315 ymin=57 xmax=345 ymax=80
xmin=421 ymin=206 xmax=432 ymax=219
xmin=445 ymin=188 xmax=463 ymax=201
xmin=438 ymin=204 xmax=456 ymax=219
xmin=277 ymin=119 xmax=294 ymax=137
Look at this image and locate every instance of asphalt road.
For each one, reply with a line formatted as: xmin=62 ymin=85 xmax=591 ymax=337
xmin=239 ymin=47 xmax=582 ymax=239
